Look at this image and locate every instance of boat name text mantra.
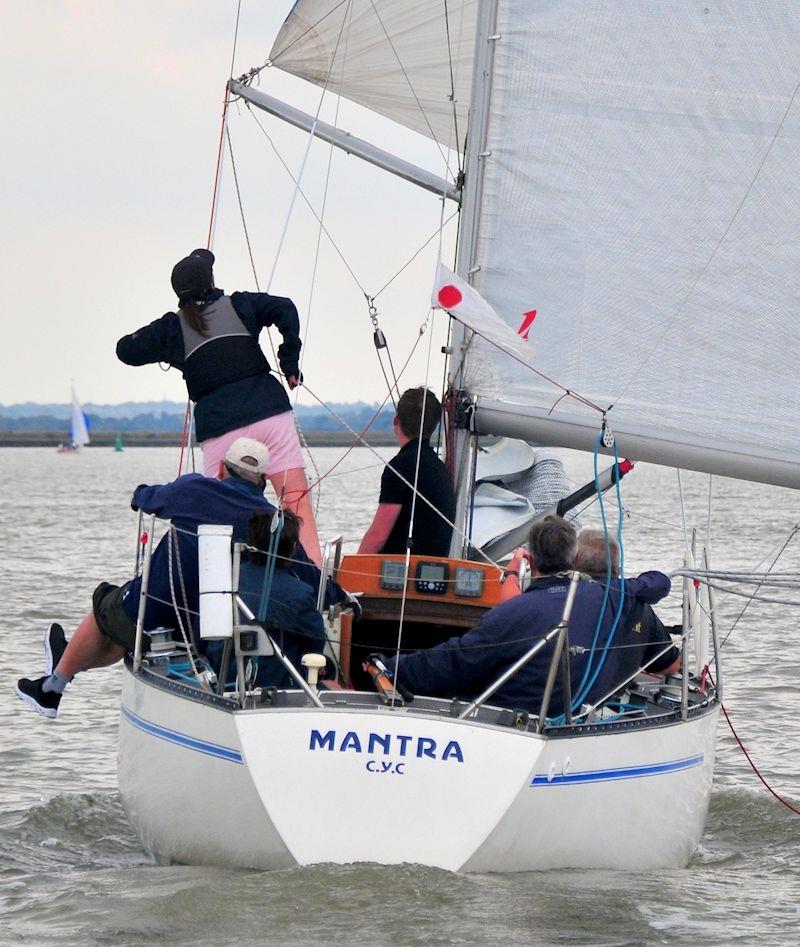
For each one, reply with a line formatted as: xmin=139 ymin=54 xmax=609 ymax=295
xmin=309 ymin=729 xmax=464 ymax=770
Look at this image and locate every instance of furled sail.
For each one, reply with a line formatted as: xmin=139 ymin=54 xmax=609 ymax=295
xmin=461 ymin=1 xmax=800 ymax=488
xmin=268 ymin=0 xmax=477 ymax=148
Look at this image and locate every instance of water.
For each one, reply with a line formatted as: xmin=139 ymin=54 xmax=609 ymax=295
xmin=1 ymin=447 xmax=799 ymax=945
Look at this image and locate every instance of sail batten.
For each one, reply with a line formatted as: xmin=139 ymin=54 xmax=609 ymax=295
xmin=458 ymin=0 xmax=800 ymax=489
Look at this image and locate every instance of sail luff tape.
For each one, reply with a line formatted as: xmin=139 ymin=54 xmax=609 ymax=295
xmin=198 ymin=524 xmax=234 ymax=640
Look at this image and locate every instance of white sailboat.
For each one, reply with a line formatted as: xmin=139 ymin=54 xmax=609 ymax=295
xmin=57 ymin=386 xmax=90 ymax=453
xmin=117 ymin=1 xmax=800 ymax=871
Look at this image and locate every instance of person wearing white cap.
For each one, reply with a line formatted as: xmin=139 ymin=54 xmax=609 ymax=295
xmin=14 ymin=440 xmax=349 ymax=719
xmin=116 ymin=249 xmax=322 ymax=564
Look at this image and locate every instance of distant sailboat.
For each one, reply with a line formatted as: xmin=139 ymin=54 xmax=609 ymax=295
xmin=57 ymin=386 xmax=90 ymax=453
xmin=114 ymin=434 xmax=124 ymax=452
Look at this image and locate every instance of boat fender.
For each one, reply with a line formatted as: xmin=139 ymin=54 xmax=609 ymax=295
xmin=198 ymin=524 xmax=234 ymax=640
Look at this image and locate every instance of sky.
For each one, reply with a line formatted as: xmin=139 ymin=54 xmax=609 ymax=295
xmin=1 ymin=1 xmax=456 ymax=408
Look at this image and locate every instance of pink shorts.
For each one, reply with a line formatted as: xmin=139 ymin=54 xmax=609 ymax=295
xmin=200 ymin=412 xmax=305 ymax=479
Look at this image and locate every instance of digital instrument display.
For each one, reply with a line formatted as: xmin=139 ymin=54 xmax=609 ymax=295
xmin=380 ymin=560 xmax=407 ymax=591
xmin=415 ymin=562 xmax=449 ymax=594
xmin=454 ymin=566 xmax=484 ymax=597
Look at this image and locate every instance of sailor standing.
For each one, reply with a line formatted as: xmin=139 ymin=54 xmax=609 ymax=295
xmin=116 ymin=249 xmax=321 ymax=563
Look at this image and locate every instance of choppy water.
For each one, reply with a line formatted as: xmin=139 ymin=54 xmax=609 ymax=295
xmin=2 ymin=446 xmax=799 ymax=945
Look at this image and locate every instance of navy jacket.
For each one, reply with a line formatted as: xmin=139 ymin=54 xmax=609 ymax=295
xmin=115 ymin=288 xmax=301 ymax=441
xmin=207 ymin=561 xmax=327 ymax=688
xmin=120 ymin=473 xmax=347 ymax=633
xmin=386 ymin=572 xmax=671 ymax=714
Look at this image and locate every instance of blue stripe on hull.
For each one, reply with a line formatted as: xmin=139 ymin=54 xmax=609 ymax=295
xmin=121 ymin=706 xmax=243 ymax=764
xmin=530 ymin=754 xmax=704 ymax=787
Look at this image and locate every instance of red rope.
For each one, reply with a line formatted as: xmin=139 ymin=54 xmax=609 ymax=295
xmin=206 ymin=84 xmax=231 ymax=250
xmin=176 ymin=401 xmax=191 ymax=476
xmin=176 ymin=85 xmax=231 ymax=477
xmin=302 ymin=330 xmax=425 ymax=497
xmin=720 ymin=700 xmax=800 ymax=816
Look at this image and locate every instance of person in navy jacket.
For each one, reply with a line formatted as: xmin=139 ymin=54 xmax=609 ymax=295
xmin=14 ymin=439 xmax=348 ymax=718
xmin=116 ymin=248 xmax=321 ymax=563
xmin=208 ymin=508 xmax=330 ymax=689
xmin=382 ymin=516 xmax=675 ymax=715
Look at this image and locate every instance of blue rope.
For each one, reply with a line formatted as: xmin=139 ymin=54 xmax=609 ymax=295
xmin=257 ymin=510 xmax=284 ymax=623
xmin=167 ymin=666 xmax=204 ymax=687
xmin=569 ymin=433 xmax=627 ymax=711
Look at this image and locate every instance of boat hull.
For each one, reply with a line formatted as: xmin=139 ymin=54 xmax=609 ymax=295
xmin=119 ymin=667 xmax=718 ymax=872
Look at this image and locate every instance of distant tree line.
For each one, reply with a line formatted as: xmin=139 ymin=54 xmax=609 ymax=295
xmin=0 ymin=402 xmax=395 ymax=434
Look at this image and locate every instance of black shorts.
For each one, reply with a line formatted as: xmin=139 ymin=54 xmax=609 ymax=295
xmin=92 ymin=582 xmax=145 ymax=652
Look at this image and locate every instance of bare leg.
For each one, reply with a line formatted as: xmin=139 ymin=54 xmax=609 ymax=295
xmin=57 ymin=611 xmax=126 ymax=679
xmin=268 ymin=467 xmax=322 ymax=566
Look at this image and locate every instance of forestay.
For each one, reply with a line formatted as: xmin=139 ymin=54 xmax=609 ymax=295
xmin=464 ymin=1 xmax=800 ymax=487
xmin=269 ymin=0 xmax=477 ymax=148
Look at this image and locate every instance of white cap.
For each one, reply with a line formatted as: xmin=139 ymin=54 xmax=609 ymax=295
xmin=224 ymin=437 xmax=270 ymax=475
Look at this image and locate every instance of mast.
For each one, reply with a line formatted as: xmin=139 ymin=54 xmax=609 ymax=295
xmin=448 ymin=0 xmax=500 ymax=557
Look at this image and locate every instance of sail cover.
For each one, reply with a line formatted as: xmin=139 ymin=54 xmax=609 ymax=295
xmin=462 ymin=1 xmax=800 ymax=486
xmin=269 ymin=0 xmax=477 ymax=148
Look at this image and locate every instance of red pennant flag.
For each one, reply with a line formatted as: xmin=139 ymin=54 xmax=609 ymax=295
xmin=517 ymin=310 xmax=537 ymax=340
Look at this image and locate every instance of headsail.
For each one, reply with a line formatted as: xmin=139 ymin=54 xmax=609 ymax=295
xmin=269 ymin=0 xmax=477 ymax=148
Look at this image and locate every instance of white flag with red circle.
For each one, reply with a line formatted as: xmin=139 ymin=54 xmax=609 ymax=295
xmin=431 ymin=262 xmax=537 ymax=367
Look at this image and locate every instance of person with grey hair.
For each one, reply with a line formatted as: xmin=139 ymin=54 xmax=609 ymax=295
xmin=380 ymin=516 xmax=674 ymax=714
xmin=574 ymin=529 xmax=681 ymax=679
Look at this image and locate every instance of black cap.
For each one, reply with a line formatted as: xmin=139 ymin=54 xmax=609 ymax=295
xmin=171 ymin=249 xmax=215 ymax=302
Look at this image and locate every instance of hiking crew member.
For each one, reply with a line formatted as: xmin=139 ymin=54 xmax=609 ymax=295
xmin=14 ymin=439 xmax=348 ymax=719
xmin=358 ymin=387 xmax=456 ymax=558
xmin=116 ymin=248 xmax=321 ymax=564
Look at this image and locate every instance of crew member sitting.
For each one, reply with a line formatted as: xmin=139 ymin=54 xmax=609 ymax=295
xmin=14 ymin=438 xmax=348 ymax=719
xmin=380 ymin=516 xmax=674 ymax=715
xmin=358 ymin=387 xmax=455 ymax=557
xmin=573 ymin=529 xmax=681 ymax=679
xmin=208 ymin=508 xmax=329 ymax=688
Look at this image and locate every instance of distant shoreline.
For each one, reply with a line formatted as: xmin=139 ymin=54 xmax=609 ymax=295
xmin=0 ymin=431 xmax=396 ymax=448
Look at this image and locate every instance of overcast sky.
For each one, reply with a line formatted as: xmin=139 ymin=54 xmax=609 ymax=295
xmin=1 ymin=1 xmax=456 ymax=408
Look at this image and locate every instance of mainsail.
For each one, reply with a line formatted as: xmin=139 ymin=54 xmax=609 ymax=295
xmin=460 ymin=1 xmax=800 ymax=488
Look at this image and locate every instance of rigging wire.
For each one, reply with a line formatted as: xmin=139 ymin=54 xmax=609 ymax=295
xmin=268 ymin=0 xmax=352 ymax=67
xmin=178 ymin=2 xmax=242 ymax=476
xmin=303 ymin=328 xmax=426 ymax=495
xmin=372 ymin=210 xmax=460 ymax=301
xmin=442 ymin=0 xmax=463 ymax=173
xmin=390 ymin=311 xmax=439 ymax=701
xmin=443 ymin=311 xmax=608 ymax=417
xmin=300 ymin=379 xmax=502 ymax=570
xmin=245 ymin=108 xmax=367 ymax=295
xmin=719 ymin=523 xmax=800 ymax=648
xmin=366 ymin=0 xmax=456 ymax=178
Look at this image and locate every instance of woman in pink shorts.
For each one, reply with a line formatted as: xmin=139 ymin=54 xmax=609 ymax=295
xmin=116 ymin=248 xmax=322 ymax=563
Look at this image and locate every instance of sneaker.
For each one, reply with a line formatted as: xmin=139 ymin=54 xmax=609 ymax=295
xmin=44 ymin=623 xmax=67 ymax=677
xmin=14 ymin=676 xmax=61 ymax=719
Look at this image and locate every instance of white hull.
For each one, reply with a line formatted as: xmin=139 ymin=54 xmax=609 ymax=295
xmin=119 ymin=666 xmax=719 ymax=872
